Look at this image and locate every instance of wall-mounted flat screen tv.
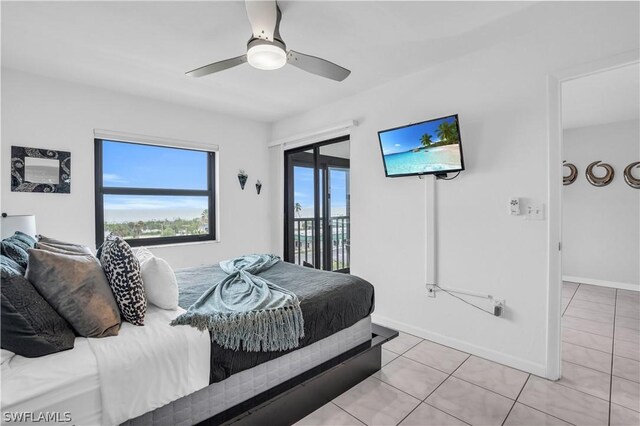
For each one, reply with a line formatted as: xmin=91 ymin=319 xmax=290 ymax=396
xmin=378 ymin=114 xmax=465 ymax=178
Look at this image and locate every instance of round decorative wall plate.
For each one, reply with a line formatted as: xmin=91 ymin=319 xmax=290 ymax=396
xmin=563 ymin=161 xmax=577 ymax=185
xmin=623 ymin=161 xmax=640 ymax=189
xmin=585 ymin=161 xmax=614 ymax=187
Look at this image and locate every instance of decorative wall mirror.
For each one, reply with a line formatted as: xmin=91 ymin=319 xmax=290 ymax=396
xmin=11 ymin=146 xmax=71 ymax=193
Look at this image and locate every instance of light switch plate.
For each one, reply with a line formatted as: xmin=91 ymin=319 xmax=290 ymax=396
xmin=526 ymin=203 xmax=544 ymax=220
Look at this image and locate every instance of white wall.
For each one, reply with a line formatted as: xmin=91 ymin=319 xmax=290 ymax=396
xmin=269 ymin=3 xmax=639 ymax=375
xmin=1 ymin=70 xmax=271 ymax=268
xmin=562 ymin=120 xmax=640 ymax=289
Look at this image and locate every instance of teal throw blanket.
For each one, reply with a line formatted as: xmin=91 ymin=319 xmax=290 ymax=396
xmin=171 ymin=254 xmax=304 ymax=352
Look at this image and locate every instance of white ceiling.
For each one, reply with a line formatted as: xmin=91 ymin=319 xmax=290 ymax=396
xmin=562 ymin=63 xmax=640 ymax=129
xmin=2 ymin=1 xmax=541 ymax=123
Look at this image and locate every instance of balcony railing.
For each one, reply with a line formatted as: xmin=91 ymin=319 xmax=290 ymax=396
xmin=293 ymin=215 xmax=350 ymax=271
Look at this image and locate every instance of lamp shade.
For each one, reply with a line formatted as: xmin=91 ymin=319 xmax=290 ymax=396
xmin=1 ymin=215 xmax=37 ymax=240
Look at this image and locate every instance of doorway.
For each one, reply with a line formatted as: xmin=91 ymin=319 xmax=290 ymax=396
xmin=558 ymin=64 xmax=639 ymax=410
xmin=284 ymin=136 xmax=350 ymax=272
xmin=547 ymin=51 xmax=639 ymax=382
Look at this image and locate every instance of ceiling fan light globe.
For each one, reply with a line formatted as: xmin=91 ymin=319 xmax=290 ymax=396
xmin=247 ymin=44 xmax=286 ymax=70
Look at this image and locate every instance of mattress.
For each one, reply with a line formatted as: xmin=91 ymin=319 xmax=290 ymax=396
xmin=176 ymin=260 xmax=376 ymax=383
xmin=123 ymin=315 xmax=372 ymax=426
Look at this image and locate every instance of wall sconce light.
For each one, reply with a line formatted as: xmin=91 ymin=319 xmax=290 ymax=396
xmin=238 ymin=170 xmax=248 ymax=190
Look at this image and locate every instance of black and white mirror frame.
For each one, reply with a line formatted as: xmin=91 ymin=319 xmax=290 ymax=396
xmin=11 ymin=146 xmax=71 ymax=193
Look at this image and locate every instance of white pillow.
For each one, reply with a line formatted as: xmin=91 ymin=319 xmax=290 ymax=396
xmin=132 ymin=247 xmax=154 ymax=264
xmin=133 ymin=248 xmax=179 ymax=310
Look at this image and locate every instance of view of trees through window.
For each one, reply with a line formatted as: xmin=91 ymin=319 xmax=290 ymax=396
xmin=104 ymin=208 xmax=209 ymax=239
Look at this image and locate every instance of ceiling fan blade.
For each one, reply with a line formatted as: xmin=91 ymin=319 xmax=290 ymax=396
xmin=245 ymin=0 xmax=278 ymax=41
xmin=186 ymin=55 xmax=247 ymax=77
xmin=287 ymin=51 xmax=351 ymax=82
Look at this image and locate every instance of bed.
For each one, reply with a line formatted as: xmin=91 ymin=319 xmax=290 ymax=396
xmin=1 ymin=261 xmax=376 ymax=426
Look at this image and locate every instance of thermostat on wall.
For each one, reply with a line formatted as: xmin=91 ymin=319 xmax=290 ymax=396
xmin=509 ymin=198 xmax=520 ymax=215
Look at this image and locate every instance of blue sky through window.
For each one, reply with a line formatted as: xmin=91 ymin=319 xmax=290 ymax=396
xmin=103 ymin=140 xmax=207 ymax=189
xmin=102 ymin=141 xmax=209 ymax=222
xmin=294 ymin=166 xmax=347 ymax=217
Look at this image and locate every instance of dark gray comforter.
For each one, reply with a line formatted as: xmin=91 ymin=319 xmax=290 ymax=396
xmin=176 ymin=261 xmax=375 ymax=383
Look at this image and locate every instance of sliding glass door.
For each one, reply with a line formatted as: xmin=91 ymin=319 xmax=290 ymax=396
xmin=284 ymin=137 xmax=350 ymax=272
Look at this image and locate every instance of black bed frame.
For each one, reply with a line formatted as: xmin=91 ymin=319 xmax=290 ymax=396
xmin=197 ymin=324 xmax=398 ymax=426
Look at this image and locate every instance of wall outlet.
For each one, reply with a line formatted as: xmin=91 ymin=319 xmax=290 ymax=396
xmin=426 ymin=285 xmax=437 ymax=298
xmin=493 ymin=299 xmax=505 ymax=317
xmin=525 ymin=203 xmax=544 ymax=220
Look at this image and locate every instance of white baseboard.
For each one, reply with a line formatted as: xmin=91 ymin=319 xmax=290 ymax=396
xmin=563 ymin=276 xmax=639 ymax=292
xmin=371 ymin=314 xmax=549 ymax=378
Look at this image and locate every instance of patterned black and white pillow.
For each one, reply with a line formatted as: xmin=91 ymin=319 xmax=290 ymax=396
xmin=98 ymin=235 xmax=146 ymax=325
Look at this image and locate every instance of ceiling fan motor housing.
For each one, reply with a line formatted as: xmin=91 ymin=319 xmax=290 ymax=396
xmin=247 ymin=37 xmax=286 ymax=52
xmin=246 ymin=38 xmax=287 ymax=70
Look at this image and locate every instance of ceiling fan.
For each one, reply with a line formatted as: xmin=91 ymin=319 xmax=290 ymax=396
xmin=186 ymin=0 xmax=351 ymax=82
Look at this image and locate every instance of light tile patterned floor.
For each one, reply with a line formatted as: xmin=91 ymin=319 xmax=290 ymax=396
xmin=296 ymin=282 xmax=640 ymax=425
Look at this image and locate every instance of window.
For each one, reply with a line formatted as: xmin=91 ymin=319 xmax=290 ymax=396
xmin=94 ymin=139 xmax=215 ymax=247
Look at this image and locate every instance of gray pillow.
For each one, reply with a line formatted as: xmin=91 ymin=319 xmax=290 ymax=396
xmin=26 ymin=249 xmax=121 ymax=338
xmin=37 ymin=236 xmax=92 ymax=254
xmin=36 ymin=242 xmax=93 ymax=255
xmin=1 ymin=275 xmax=75 ymax=357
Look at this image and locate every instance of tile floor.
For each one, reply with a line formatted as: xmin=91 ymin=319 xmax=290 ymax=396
xmin=295 ymin=282 xmax=639 ymax=425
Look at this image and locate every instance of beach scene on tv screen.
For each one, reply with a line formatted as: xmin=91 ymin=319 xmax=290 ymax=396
xmin=380 ymin=116 xmax=462 ymax=175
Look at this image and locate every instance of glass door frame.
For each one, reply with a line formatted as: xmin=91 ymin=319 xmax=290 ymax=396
xmin=284 ymin=135 xmax=350 ymax=271
xmin=327 ymin=165 xmax=351 ymax=272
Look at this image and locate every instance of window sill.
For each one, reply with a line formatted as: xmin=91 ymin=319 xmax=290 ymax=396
xmin=136 ymin=239 xmax=221 ymax=249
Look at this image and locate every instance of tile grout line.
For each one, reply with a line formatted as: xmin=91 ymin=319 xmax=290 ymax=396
xmin=333 ymin=336 xmax=424 ymax=426
xmin=422 ymin=402 xmax=473 ymax=426
xmin=613 ymin=311 xmax=640 ymax=321
xmin=570 ymin=297 xmax=616 ymax=307
xmin=393 ymin=354 xmax=472 ymax=426
xmin=501 ymin=374 xmax=531 ymax=426
xmin=562 ymin=327 xmax=640 ymax=361
xmin=608 ymin=288 xmax=618 ymax=426
xmin=515 ymin=401 xmax=579 ymax=426
xmin=421 ymin=353 xmax=470 ymax=402
xmin=561 ymin=336 xmax=613 ymax=356
xmin=563 ymin=358 xmax=611 ymax=376
xmin=400 ymin=352 xmax=529 ymax=403
xmin=403 ymin=355 xmax=467 ymax=377
xmin=562 ymin=324 xmax=614 ymax=339
xmin=384 ymin=336 xmax=424 ymax=357
xmin=329 ymin=401 xmax=367 ymax=426
xmin=374 ymin=354 xmax=509 ymax=404
xmin=334 ymin=376 xmax=416 ymax=426
xmin=382 ymin=352 xmax=532 ymax=423
xmin=532 ymin=371 xmax=617 ymax=405
xmin=563 ymin=312 xmax=615 ymax=326
xmin=562 ymin=283 xmax=580 ymax=316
